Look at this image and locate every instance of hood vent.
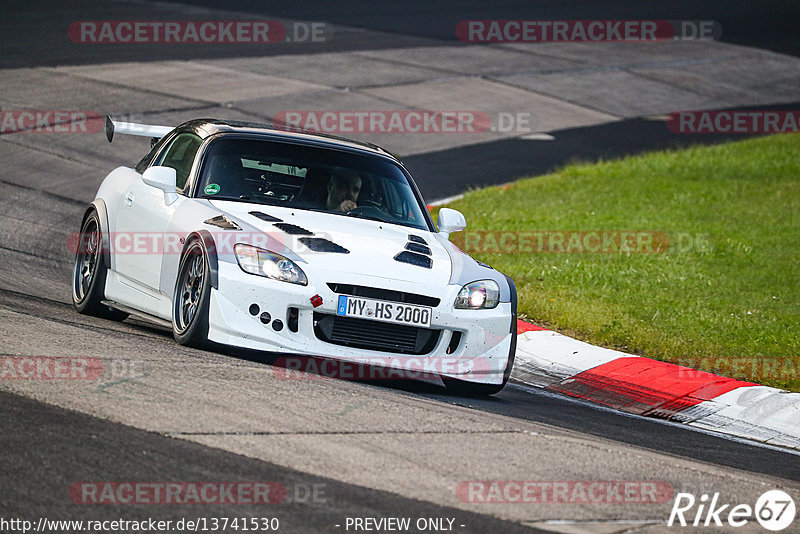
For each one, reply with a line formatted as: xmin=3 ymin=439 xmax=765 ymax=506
xmin=394 ymin=251 xmax=432 ymax=269
xmin=249 ymin=211 xmax=282 ymax=223
xmin=405 ymin=242 xmax=431 ymax=255
xmin=299 ymin=237 xmax=349 ymax=254
xmin=204 ymin=215 xmax=241 ymax=230
xmin=274 ymin=223 xmax=313 ymax=236
xmin=396 ymin=234 xmax=432 ymax=268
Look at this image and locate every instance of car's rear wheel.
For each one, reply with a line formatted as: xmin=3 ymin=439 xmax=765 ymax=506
xmin=443 ymin=320 xmax=517 ymax=396
xmin=72 ymin=210 xmax=128 ymax=321
xmin=173 ymin=239 xmax=211 ymax=348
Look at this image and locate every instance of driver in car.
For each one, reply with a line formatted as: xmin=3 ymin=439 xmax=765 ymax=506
xmin=325 ymin=169 xmax=361 ymax=212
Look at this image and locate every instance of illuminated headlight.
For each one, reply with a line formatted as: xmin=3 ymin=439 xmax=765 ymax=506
xmin=234 ymin=243 xmax=308 ymax=286
xmin=454 ymin=280 xmax=500 ymax=309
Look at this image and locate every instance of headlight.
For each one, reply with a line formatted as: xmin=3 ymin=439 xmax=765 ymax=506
xmin=234 ymin=243 xmax=308 ymax=286
xmin=454 ymin=280 xmax=500 ymax=309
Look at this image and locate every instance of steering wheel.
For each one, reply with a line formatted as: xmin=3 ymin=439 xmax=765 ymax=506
xmin=356 ymin=198 xmax=383 ymax=209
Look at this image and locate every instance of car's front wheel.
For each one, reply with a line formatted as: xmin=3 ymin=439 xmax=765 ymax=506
xmin=173 ymin=239 xmax=211 ymax=348
xmin=72 ymin=209 xmax=128 ymax=321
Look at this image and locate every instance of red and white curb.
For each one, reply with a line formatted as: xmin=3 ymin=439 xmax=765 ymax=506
xmin=512 ymin=320 xmax=800 ymax=451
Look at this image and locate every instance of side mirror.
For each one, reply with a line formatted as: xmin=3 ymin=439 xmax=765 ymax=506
xmin=437 ymin=208 xmax=467 ymax=238
xmin=142 ymin=166 xmax=176 ymax=192
xmin=142 ymin=166 xmax=178 ymax=205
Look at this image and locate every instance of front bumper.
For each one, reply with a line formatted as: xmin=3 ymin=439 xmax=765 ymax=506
xmin=206 ymin=261 xmax=514 ymax=385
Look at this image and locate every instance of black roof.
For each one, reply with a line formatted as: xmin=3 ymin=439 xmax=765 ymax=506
xmin=180 ymin=118 xmax=397 ymax=160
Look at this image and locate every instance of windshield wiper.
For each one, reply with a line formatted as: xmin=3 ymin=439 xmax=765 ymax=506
xmin=346 ymin=212 xmax=389 ymax=223
xmin=204 ymin=195 xmax=277 ymax=206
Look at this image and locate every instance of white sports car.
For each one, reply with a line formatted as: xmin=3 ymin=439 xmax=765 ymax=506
xmin=72 ymin=117 xmax=517 ymax=394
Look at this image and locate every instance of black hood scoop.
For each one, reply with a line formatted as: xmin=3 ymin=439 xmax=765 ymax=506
xmin=394 ymin=251 xmax=432 ymax=269
xmin=249 ymin=211 xmax=282 ymax=223
xmin=395 ymin=235 xmax=432 ymax=268
xmin=274 ymin=223 xmax=313 ymax=236
xmin=405 ymin=242 xmax=432 ymax=255
xmin=299 ymin=237 xmax=349 ymax=254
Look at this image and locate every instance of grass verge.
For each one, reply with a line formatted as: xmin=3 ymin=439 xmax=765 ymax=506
xmin=434 ymin=134 xmax=800 ymax=391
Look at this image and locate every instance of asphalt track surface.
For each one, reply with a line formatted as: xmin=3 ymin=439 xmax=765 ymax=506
xmin=3 ymin=0 xmax=798 ymax=68
xmin=2 ymin=1 xmax=800 ymax=532
xmin=406 ymin=104 xmax=800 ymax=199
xmin=0 ymin=390 xmax=545 ymax=533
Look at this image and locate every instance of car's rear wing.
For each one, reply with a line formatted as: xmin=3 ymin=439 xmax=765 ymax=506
xmin=105 ymin=115 xmax=173 ymax=143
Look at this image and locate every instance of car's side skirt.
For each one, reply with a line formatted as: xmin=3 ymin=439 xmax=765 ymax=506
xmin=100 ymin=299 xmax=172 ymax=329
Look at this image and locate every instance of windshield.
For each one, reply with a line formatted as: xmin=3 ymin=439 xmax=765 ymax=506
xmin=196 ymin=136 xmax=430 ymax=231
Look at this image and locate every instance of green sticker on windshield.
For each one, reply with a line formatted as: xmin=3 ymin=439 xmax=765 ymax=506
xmin=204 ymin=183 xmax=220 ymax=195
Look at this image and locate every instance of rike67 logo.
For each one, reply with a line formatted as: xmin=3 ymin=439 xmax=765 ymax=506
xmin=668 ymin=490 xmax=796 ymax=531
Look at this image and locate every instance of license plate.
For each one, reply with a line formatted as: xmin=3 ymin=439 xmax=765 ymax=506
xmin=336 ymin=295 xmax=432 ymax=327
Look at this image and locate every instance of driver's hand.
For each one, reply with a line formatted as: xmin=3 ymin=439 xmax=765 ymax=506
xmin=340 ymin=200 xmax=357 ymax=212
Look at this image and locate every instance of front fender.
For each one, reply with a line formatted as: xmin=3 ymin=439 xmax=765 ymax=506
xmin=179 ymin=230 xmax=220 ymax=290
xmin=433 ymin=232 xmax=516 ymax=303
xmin=83 ymin=199 xmax=112 ymax=269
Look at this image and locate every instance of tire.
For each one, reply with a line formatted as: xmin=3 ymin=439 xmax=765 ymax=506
xmin=443 ymin=319 xmax=517 ymax=396
xmin=173 ymin=239 xmax=211 ymax=348
xmin=72 ymin=209 xmax=128 ymax=321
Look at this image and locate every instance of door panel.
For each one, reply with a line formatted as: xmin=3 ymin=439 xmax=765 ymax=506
xmin=114 ymin=179 xmax=177 ymax=296
xmin=112 ymin=131 xmax=202 ymax=312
